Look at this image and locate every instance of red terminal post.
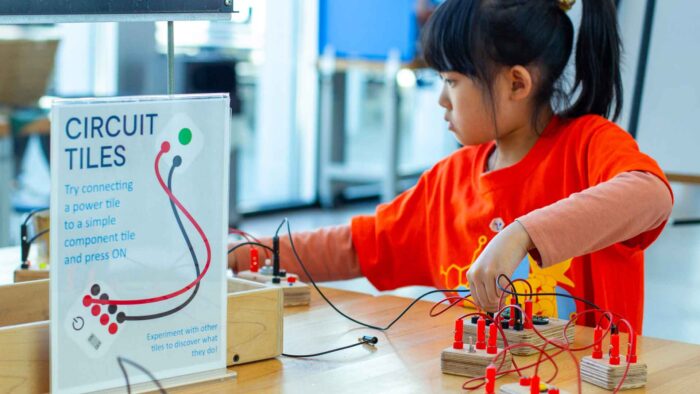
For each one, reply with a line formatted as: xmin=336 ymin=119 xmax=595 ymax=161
xmin=485 ymin=364 xmax=496 ymax=394
xmin=453 ymin=319 xmax=464 ymax=350
xmin=249 ymin=248 xmax=259 ymax=273
xmin=487 ymin=322 xmax=497 ymax=354
xmin=476 ymin=317 xmax=487 ymax=350
xmin=609 ymin=332 xmax=620 ymax=365
xmin=519 ymin=376 xmax=531 ymax=386
xmin=524 ymin=299 xmax=533 ymax=329
xmin=287 ymin=276 xmax=297 ymax=285
xmin=627 ymin=333 xmax=638 ymax=363
xmin=509 ymin=298 xmax=517 ymax=328
xmin=530 ymin=375 xmax=540 ymax=394
xmin=592 ymin=325 xmax=603 ymax=359
xmin=548 ymin=388 xmax=560 ymax=394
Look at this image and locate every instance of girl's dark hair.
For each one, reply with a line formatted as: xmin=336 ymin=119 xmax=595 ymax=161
xmin=422 ymin=0 xmax=622 ymax=122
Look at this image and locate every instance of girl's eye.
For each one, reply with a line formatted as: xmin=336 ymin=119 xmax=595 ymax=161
xmin=444 ymin=79 xmax=455 ymax=87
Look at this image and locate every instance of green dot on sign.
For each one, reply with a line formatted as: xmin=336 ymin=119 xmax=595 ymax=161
xmin=179 ymin=128 xmax=192 ymax=145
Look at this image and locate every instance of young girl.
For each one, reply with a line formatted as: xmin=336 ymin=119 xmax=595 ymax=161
xmin=229 ymin=0 xmax=672 ymax=333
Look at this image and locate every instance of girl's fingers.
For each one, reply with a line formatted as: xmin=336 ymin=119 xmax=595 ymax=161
xmin=475 ymin=280 xmax=490 ymax=312
xmin=467 ymin=272 xmax=481 ymax=310
xmin=484 ymin=274 xmax=500 ymax=311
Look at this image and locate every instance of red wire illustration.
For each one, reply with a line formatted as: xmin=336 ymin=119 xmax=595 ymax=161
xmin=85 ymin=141 xmax=211 ymax=307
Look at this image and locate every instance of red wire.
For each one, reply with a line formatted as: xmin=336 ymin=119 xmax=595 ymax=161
xmin=429 ymin=295 xmax=476 ymax=317
xmin=452 ymin=300 xmax=629 ymax=394
xmin=229 ymin=228 xmax=271 ymax=258
xmin=88 ymin=145 xmax=211 ymax=306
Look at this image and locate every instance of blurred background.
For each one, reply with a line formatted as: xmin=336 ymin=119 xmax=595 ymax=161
xmin=0 ymin=0 xmax=698 ymax=343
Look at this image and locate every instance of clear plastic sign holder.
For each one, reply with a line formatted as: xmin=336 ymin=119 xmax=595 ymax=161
xmin=1 ymin=3 xmax=237 ymax=392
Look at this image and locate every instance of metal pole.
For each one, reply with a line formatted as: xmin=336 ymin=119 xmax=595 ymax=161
xmin=167 ymin=21 xmax=175 ymax=95
xmin=627 ymin=0 xmax=656 ymax=138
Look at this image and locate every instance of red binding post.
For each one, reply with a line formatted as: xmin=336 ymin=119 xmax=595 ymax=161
xmin=524 ymin=299 xmax=533 ymax=329
xmin=485 ymin=364 xmax=496 ymax=394
xmin=476 ymin=317 xmax=486 ymax=350
xmin=487 ymin=322 xmax=497 ymax=354
xmin=627 ymin=333 xmax=638 ymax=363
xmin=592 ymin=325 xmax=603 ymax=359
xmin=249 ymin=248 xmax=259 ymax=273
xmin=453 ymin=319 xmax=464 ymax=350
xmin=609 ymin=332 xmax=620 ymax=365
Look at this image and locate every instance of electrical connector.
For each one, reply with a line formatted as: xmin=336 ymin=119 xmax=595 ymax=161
xmin=476 ymin=317 xmax=486 ymax=350
xmin=487 ymin=322 xmax=497 ymax=354
xmin=524 ymin=299 xmax=533 ymax=329
xmin=609 ymin=332 xmax=620 ymax=365
xmin=358 ymin=335 xmax=378 ymax=346
xmin=272 ymin=235 xmax=280 ymax=277
xmin=453 ymin=319 xmax=464 ymax=350
xmin=530 ymin=375 xmax=540 ymax=394
xmin=249 ymin=248 xmax=259 ymax=273
xmin=519 ymin=376 xmax=531 ymax=386
xmin=592 ymin=325 xmax=603 ymax=359
xmin=627 ymin=333 xmax=637 ymax=363
xmin=485 ymin=364 xmax=496 ymax=394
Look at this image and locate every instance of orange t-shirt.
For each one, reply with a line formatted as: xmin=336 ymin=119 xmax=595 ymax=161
xmin=351 ymin=115 xmax=669 ymax=333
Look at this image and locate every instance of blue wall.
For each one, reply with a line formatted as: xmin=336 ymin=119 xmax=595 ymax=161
xmin=319 ymin=0 xmax=418 ymax=62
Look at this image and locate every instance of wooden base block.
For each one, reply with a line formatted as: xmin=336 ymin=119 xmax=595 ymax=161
xmin=237 ymin=270 xmax=311 ymax=306
xmin=441 ymin=346 xmax=512 ymax=377
xmin=0 ymin=278 xmax=284 ymax=393
xmin=580 ymin=355 xmax=647 ymax=390
xmin=499 ymin=382 xmax=570 ymax=394
xmin=14 ymin=267 xmax=49 ymax=283
xmin=463 ymin=318 xmax=574 ymax=356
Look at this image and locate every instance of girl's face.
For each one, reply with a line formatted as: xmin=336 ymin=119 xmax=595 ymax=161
xmin=439 ymin=71 xmax=502 ymax=146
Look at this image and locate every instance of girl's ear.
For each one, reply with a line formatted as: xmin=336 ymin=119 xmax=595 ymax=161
xmin=507 ymin=65 xmax=534 ymax=101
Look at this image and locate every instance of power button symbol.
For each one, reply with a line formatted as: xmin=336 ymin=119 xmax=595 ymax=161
xmin=72 ymin=317 xmax=84 ymax=331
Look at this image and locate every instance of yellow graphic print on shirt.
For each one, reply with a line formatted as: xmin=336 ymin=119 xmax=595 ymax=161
xmin=440 ymin=235 xmax=488 ymax=290
xmin=506 ymin=256 xmax=575 ymax=318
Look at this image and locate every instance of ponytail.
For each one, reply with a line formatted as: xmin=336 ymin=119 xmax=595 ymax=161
xmin=563 ymin=0 xmax=623 ymax=121
xmin=422 ymin=0 xmax=623 ymax=123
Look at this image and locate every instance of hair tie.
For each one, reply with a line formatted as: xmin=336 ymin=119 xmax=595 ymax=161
xmin=558 ymin=0 xmax=575 ymax=12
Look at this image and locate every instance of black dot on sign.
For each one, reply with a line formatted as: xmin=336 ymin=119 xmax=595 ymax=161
xmin=108 ymin=305 xmax=117 ymax=314
xmin=100 ymin=293 xmax=109 ymax=300
xmin=91 ymin=284 xmax=100 ymax=296
xmin=233 ymin=354 xmax=240 ymax=363
xmin=117 ymin=312 xmax=126 ymax=323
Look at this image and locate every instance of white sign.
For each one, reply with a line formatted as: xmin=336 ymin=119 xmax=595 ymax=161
xmin=50 ymin=95 xmax=230 ymax=393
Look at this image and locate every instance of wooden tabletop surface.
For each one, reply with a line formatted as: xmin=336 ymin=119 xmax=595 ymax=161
xmin=169 ymin=287 xmax=700 ymax=394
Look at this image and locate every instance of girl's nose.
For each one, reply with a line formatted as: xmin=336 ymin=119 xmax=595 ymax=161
xmin=438 ymin=84 xmax=451 ymax=110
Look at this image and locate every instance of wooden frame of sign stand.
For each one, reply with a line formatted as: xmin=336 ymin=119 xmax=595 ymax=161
xmin=0 ymin=277 xmax=283 ymax=393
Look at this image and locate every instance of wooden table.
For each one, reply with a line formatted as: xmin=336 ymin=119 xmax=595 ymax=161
xmin=0 ymin=246 xmax=697 ymax=393
xmin=168 ymin=288 xmax=700 ymax=393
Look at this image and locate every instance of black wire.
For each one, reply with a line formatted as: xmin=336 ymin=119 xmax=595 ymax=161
xmin=27 ymin=228 xmax=49 ymax=245
xmin=22 ymin=207 xmax=49 ymax=226
xmin=124 ymin=159 xmax=200 ymax=321
xmin=274 ymin=217 xmax=288 ymax=238
xmin=499 ymin=274 xmax=519 ymax=306
xmin=283 ymin=218 xmax=470 ymax=331
xmin=496 ymin=274 xmax=602 ymax=311
xmin=117 ymin=356 xmax=167 ymax=394
xmin=282 ymin=338 xmax=375 ymax=358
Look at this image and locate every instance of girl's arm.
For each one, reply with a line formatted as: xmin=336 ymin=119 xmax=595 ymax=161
xmin=468 ymin=171 xmax=672 ymax=311
xmin=517 ymin=171 xmax=672 ymax=267
xmin=228 ymin=225 xmax=361 ymax=282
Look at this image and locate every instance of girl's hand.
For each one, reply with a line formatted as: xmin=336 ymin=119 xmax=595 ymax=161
xmin=466 ymin=221 xmax=534 ymax=312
